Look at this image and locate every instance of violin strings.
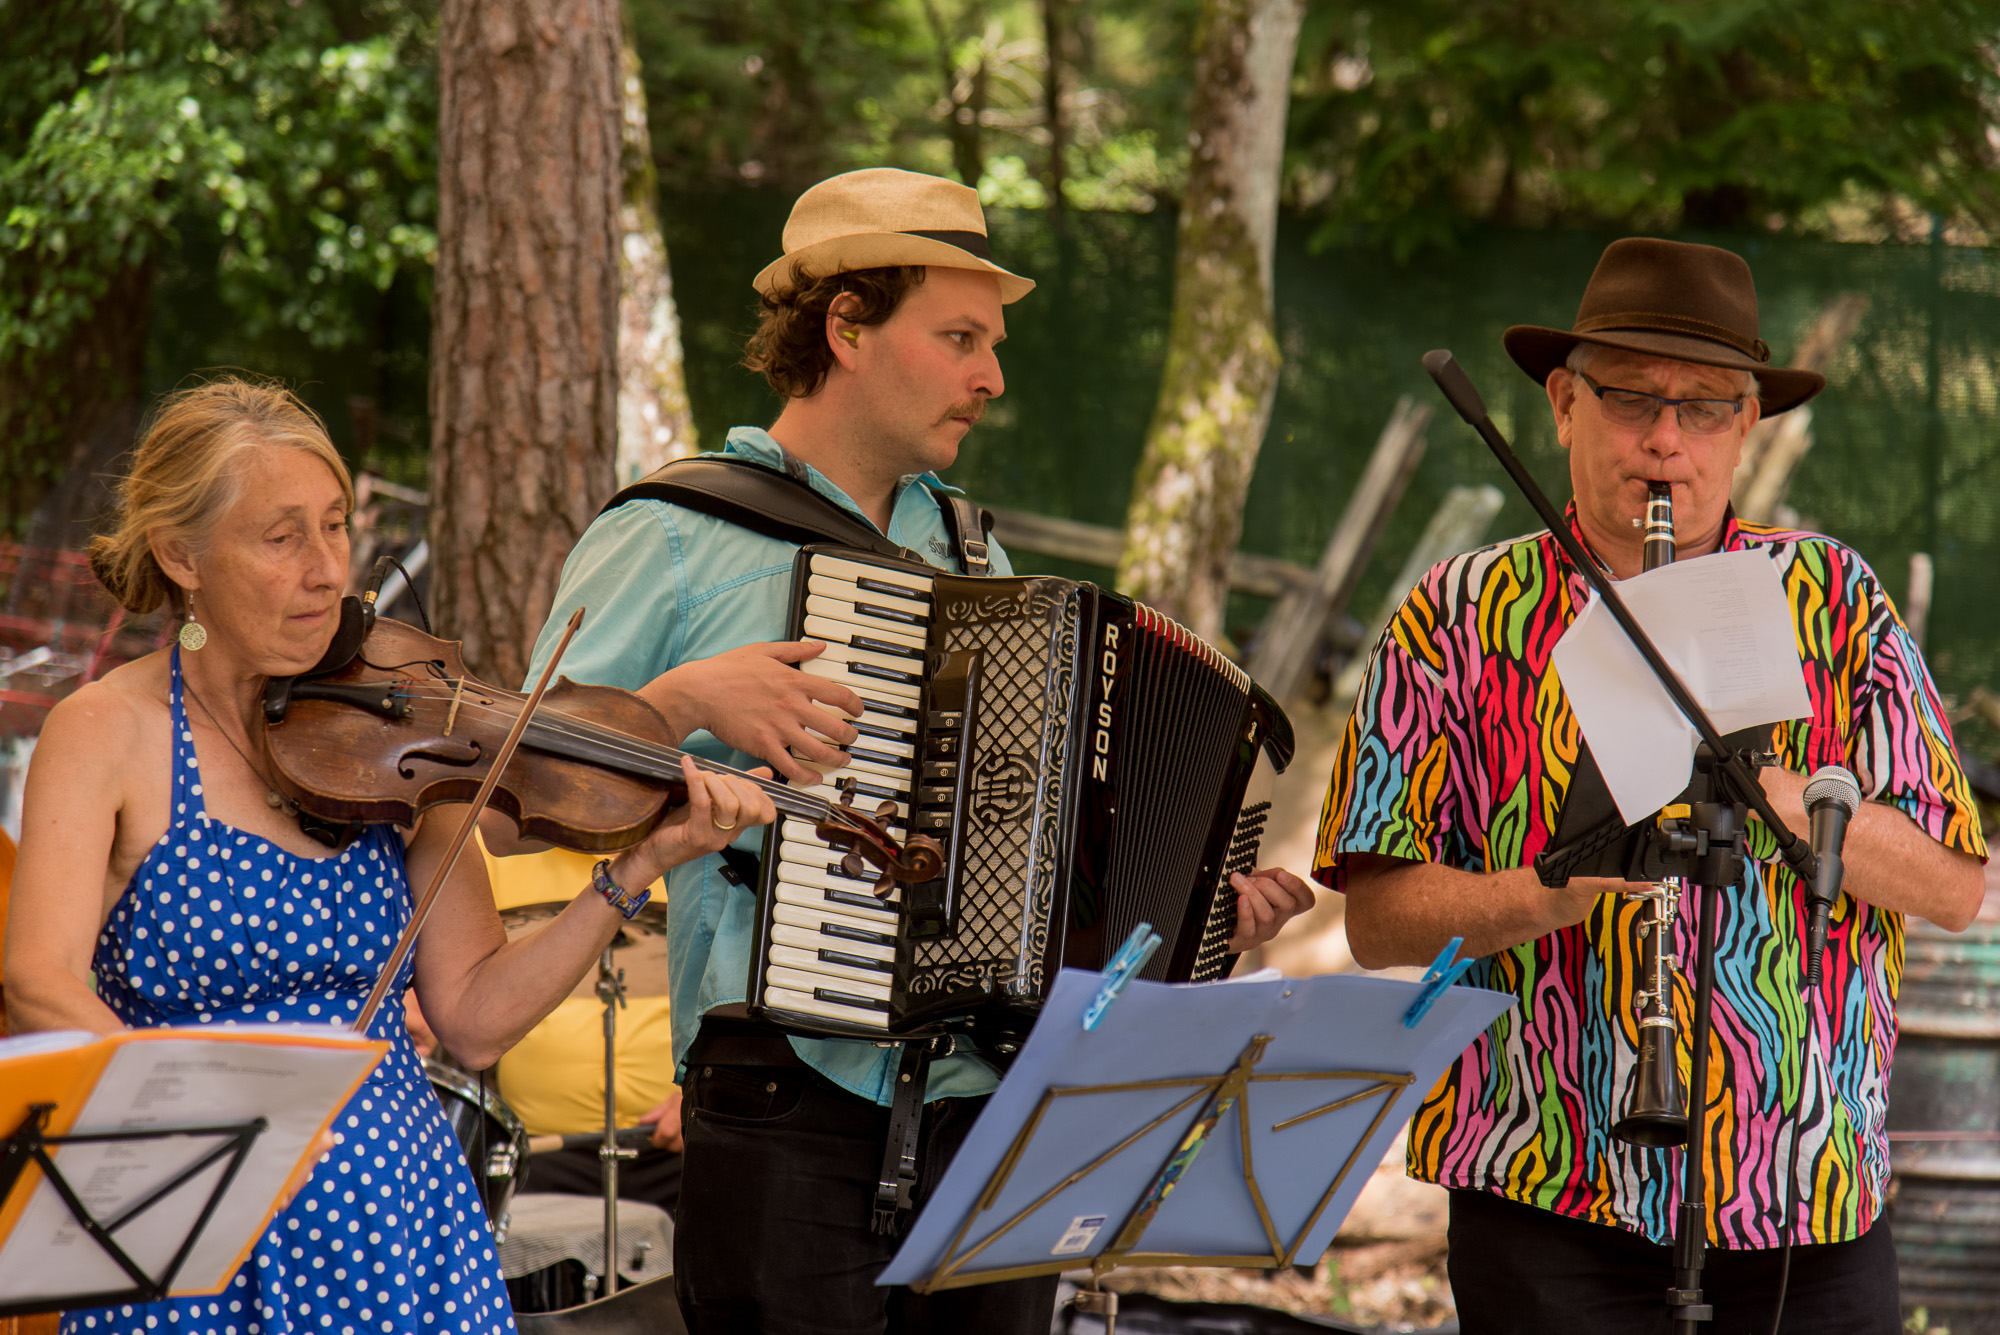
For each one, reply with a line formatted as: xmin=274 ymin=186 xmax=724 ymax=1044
xmin=314 ymin=677 xmax=901 ymax=832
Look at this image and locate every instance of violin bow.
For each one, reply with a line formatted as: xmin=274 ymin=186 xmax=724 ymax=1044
xmin=351 ymin=606 xmax=587 ymax=1036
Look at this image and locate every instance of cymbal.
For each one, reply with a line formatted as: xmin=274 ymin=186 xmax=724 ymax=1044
xmin=499 ymin=899 xmax=670 ymax=938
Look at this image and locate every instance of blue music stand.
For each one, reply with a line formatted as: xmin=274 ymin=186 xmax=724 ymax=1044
xmin=880 ymin=966 xmax=1512 ymax=1293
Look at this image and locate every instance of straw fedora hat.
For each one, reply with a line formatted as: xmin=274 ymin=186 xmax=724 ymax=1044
xmin=1503 ymin=237 xmax=1824 ymax=415
xmin=752 ymin=168 xmax=1035 ymax=304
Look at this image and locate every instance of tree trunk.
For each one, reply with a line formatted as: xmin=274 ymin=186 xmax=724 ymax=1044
xmin=615 ymin=32 xmax=697 ymax=483
xmin=1114 ymin=0 xmax=1303 ymax=645
xmin=1043 ymin=0 xmax=1068 ymax=217
xmin=2 ymin=261 xmax=154 ymax=546
xmin=431 ymin=0 xmax=624 ymax=684
xmin=924 ymin=0 xmax=988 ymax=187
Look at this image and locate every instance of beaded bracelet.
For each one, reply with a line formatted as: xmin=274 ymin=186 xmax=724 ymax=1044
xmin=591 ymin=858 xmax=653 ymax=920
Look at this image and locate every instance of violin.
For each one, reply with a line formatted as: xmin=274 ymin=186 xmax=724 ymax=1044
xmin=260 ymin=604 xmax=942 ymax=890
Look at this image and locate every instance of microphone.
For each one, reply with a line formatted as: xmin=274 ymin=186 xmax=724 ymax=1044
xmin=1801 ymin=764 xmax=1862 ymax=988
xmin=361 ymin=554 xmax=398 ymax=635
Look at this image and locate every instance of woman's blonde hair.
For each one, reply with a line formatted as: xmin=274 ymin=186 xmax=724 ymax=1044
xmin=88 ymin=379 xmax=355 ymax=615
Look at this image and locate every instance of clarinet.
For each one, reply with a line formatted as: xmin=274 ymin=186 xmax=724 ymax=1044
xmin=1611 ymin=481 xmax=1690 ymax=1148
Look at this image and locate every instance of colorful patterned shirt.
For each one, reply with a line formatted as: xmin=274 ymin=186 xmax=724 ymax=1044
xmin=1313 ymin=507 xmax=1986 ymax=1247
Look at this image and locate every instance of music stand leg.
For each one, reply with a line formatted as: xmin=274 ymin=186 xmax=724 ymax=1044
xmin=1669 ymin=791 xmax=1746 ymax=1333
xmin=1670 ymin=875 xmax=1722 ymax=1333
xmin=1070 ymin=1278 xmax=1117 ymax=1333
xmin=595 ymin=943 xmax=628 ymax=1297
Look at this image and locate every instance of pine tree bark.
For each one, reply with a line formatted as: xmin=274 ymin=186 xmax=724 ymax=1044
xmin=615 ymin=33 xmax=697 ymax=483
xmin=1114 ymin=0 xmax=1303 ymax=645
xmin=431 ymin=0 xmax=624 ymax=684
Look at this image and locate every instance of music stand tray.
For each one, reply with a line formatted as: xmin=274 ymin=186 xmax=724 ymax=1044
xmin=0 ymin=1104 xmax=266 ymax=1317
xmin=0 ymin=1026 xmax=387 ymax=1316
xmin=880 ymin=968 xmax=1512 ymax=1292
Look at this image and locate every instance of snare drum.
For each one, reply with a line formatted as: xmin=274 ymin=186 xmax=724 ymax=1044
xmin=426 ymin=1058 xmax=529 ymax=1239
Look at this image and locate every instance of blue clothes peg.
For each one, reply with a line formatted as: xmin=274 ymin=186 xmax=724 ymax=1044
xmin=1403 ymin=936 xmax=1476 ymax=1028
xmin=1083 ymin=923 xmax=1163 ymax=1030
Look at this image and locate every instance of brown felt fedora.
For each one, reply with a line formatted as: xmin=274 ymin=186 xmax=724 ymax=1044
xmin=753 ymin=168 xmax=1035 ymax=304
xmin=1503 ymin=237 xmax=1823 ymax=415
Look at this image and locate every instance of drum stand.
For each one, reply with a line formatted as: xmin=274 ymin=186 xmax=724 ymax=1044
xmin=595 ymin=942 xmax=637 ymax=1298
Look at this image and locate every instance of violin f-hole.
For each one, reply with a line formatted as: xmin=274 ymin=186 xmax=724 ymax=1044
xmin=399 ymin=738 xmax=482 ymax=777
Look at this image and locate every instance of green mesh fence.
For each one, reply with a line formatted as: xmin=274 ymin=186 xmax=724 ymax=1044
xmin=133 ymin=190 xmax=2000 ymax=760
xmin=665 ymin=194 xmax=2000 ymax=760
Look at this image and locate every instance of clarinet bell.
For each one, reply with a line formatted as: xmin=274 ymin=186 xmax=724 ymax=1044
xmin=1613 ymin=1038 xmax=1689 ymax=1148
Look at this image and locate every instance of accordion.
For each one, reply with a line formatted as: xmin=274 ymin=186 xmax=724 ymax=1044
xmin=747 ymin=545 xmax=1295 ymax=1040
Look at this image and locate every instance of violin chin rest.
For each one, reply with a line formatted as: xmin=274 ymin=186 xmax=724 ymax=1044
xmin=312 ymin=597 xmax=369 ymax=676
xmin=262 ymin=597 xmax=368 ymax=725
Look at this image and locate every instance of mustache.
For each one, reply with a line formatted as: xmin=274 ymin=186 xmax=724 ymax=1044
xmin=936 ymin=399 xmax=987 ymax=426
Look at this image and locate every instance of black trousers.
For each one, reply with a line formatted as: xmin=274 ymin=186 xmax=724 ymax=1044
xmin=674 ymin=1057 xmax=1061 ymax=1335
xmin=1446 ymin=1189 xmax=1902 ymax=1335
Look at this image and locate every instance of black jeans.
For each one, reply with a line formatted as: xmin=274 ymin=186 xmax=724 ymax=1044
xmin=674 ymin=1058 xmax=1060 ymax=1335
xmin=1446 ymin=1189 xmax=1902 ymax=1335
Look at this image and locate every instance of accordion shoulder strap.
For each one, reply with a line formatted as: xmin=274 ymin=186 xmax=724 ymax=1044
xmin=936 ymin=494 xmax=995 ymax=576
xmin=600 ymin=455 xmax=922 ymax=563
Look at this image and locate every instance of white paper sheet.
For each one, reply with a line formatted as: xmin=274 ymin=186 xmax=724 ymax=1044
xmin=0 ymin=1028 xmax=381 ymax=1304
xmin=1550 ymin=548 xmax=1810 ymax=823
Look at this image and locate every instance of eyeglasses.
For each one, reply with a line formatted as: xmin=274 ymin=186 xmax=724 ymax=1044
xmin=1576 ymin=371 xmax=1747 ymax=435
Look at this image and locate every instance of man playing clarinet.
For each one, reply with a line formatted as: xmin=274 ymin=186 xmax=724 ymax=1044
xmin=516 ymin=167 xmax=1315 ymax=1334
xmin=1316 ymin=238 xmax=1985 ymax=1333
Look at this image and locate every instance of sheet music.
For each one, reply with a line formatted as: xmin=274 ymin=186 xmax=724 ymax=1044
xmin=1551 ymin=548 xmax=1810 ymax=824
xmin=0 ymin=1027 xmax=382 ymax=1304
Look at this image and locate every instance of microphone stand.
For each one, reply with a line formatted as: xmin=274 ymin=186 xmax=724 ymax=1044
xmin=1421 ymin=352 xmax=1820 ymax=1334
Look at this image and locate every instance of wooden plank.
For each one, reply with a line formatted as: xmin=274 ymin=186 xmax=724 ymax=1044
xmin=1329 ymin=484 xmax=1505 ymax=706
xmin=1905 ymin=551 xmax=1934 ymax=652
xmin=1728 ymin=291 xmax=1864 ymax=505
xmin=983 ymin=508 xmax=1312 ymax=600
xmin=1734 ymin=405 xmax=1813 ymax=524
xmin=1245 ymin=396 xmax=1432 ymax=702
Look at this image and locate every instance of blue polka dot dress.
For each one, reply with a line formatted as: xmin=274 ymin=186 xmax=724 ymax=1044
xmin=62 ymin=647 xmax=514 ymax=1335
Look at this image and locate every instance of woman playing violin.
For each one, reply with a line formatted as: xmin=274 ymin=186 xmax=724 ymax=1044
xmin=3 ymin=379 xmax=776 ymax=1335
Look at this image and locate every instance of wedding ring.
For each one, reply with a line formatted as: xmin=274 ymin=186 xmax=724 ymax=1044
xmin=712 ymin=816 xmax=737 ymax=831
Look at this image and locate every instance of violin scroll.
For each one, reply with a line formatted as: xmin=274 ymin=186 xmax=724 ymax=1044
xmin=818 ymin=778 xmax=945 ymax=895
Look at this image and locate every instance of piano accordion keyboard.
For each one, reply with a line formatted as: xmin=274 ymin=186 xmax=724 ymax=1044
xmin=757 ymin=553 xmax=939 ymax=1032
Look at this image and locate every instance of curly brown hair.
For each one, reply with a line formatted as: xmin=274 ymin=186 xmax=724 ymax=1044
xmin=742 ymin=265 xmax=927 ymax=399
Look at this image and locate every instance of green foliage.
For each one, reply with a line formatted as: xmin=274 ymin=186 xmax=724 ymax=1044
xmin=0 ymin=0 xmax=437 ymax=359
xmin=0 ymin=0 xmax=438 ymax=527
xmin=1289 ymin=0 xmax=2000 ymax=256
xmin=625 ymin=0 xmax=1198 ymax=208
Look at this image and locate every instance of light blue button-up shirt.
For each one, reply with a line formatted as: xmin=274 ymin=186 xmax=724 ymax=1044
xmin=523 ymin=427 xmax=1013 ymax=1105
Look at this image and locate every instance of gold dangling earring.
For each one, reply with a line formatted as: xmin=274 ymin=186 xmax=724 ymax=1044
xmin=178 ymin=590 xmax=208 ymax=652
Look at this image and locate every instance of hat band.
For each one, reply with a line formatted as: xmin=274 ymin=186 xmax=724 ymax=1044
xmin=1574 ymin=310 xmax=1771 ymax=363
xmin=898 ymin=228 xmax=992 ymax=260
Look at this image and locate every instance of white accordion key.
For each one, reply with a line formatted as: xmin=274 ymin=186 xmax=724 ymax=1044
xmin=803 ymin=611 xmax=926 ymax=655
xmin=808 ymin=553 xmax=934 ymax=597
xmin=767 ymin=964 xmax=892 ymax=1004
xmin=764 ymin=984 xmax=890 ymax=1028
xmin=798 ymin=656 xmax=923 ymax=705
